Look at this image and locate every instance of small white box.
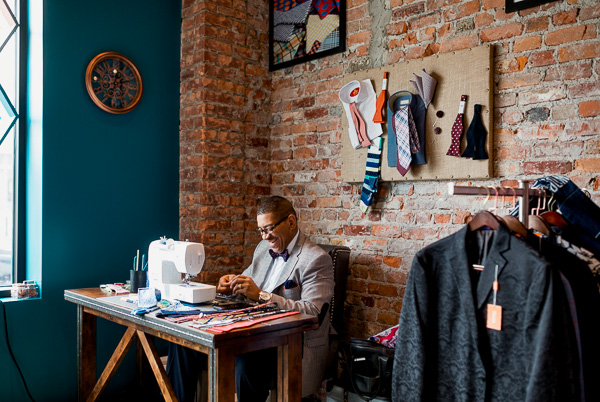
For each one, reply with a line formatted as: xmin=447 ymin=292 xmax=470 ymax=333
xmin=170 ymin=282 xmax=216 ymax=304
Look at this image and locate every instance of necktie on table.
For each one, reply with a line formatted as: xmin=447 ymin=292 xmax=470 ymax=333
xmin=394 ymin=106 xmax=420 ymax=176
xmin=269 ymin=249 xmax=290 ymax=262
xmin=446 ymin=95 xmax=467 ymax=157
xmin=461 ymin=104 xmax=489 ymax=160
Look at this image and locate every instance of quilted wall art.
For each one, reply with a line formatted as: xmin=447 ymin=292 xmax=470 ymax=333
xmin=269 ymin=0 xmax=346 ymax=71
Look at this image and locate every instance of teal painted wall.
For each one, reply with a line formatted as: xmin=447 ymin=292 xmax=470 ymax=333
xmin=0 ymin=0 xmax=182 ymax=400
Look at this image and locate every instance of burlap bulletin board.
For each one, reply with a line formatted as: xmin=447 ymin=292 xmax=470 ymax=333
xmin=341 ymin=44 xmax=494 ymax=182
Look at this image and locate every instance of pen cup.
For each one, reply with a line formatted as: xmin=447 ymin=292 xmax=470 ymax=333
xmin=130 ymin=270 xmax=147 ymax=294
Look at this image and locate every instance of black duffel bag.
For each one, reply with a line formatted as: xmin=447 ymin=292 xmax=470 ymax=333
xmin=341 ymin=338 xmax=394 ymax=401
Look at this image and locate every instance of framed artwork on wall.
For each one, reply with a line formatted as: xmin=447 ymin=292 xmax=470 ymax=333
xmin=269 ymin=0 xmax=346 ymax=71
xmin=505 ymin=0 xmax=556 ymax=13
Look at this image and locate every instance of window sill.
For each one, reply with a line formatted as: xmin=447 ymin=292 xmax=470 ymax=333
xmin=1 ymin=295 xmax=41 ymax=303
xmin=0 ymin=285 xmax=41 ymax=302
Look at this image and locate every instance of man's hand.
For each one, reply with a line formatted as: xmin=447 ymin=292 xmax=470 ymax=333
xmin=217 ymin=274 xmax=236 ymax=295
xmin=229 ymin=275 xmax=261 ymax=301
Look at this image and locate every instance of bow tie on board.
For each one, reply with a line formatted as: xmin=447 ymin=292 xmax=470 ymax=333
xmin=269 ymin=249 xmax=290 ymax=262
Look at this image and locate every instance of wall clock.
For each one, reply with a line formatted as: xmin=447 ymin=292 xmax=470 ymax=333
xmin=85 ymin=52 xmax=143 ymax=114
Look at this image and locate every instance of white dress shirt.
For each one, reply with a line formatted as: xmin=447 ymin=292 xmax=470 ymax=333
xmin=262 ymin=231 xmax=299 ymax=293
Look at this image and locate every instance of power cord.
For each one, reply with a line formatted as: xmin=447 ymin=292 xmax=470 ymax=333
xmin=0 ymin=299 xmax=35 ymax=402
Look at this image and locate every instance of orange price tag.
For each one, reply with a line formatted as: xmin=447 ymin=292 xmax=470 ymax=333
xmin=486 ymin=304 xmax=502 ymax=331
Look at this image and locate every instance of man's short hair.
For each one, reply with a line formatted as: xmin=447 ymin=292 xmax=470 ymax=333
xmin=257 ymin=196 xmax=297 ymax=220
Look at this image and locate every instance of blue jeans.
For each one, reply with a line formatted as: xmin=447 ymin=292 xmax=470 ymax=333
xmin=534 ymin=176 xmax=600 ymax=240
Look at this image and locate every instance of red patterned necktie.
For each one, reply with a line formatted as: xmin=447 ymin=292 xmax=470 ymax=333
xmin=446 ymin=95 xmax=467 ymax=157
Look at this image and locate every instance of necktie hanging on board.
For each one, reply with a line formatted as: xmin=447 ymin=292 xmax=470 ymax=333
xmin=446 ymin=95 xmax=467 ymax=157
xmin=339 ymin=80 xmax=370 ymax=147
xmin=393 ymin=106 xmax=419 ymax=176
xmin=387 ymin=91 xmax=411 ymax=168
xmin=461 ymin=104 xmax=489 ymax=160
xmin=339 ymin=80 xmax=382 ymax=149
xmin=360 ymin=137 xmax=383 ymax=213
xmin=372 ymin=72 xmax=389 ymax=123
xmin=349 ymin=102 xmax=370 ymax=147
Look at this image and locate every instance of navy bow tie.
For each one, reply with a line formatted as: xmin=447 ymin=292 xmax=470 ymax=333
xmin=269 ymin=249 xmax=289 ymax=262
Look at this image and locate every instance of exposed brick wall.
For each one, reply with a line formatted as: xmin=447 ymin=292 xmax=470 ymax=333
xmin=179 ymin=0 xmax=272 ymax=283
xmin=181 ymin=0 xmax=600 ymax=339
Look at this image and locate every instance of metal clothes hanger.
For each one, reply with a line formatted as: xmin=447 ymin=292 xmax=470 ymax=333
xmin=502 ymin=186 xmax=528 ymax=237
xmin=468 ymin=186 xmax=500 ymax=231
xmin=528 ymin=189 xmax=550 ymax=236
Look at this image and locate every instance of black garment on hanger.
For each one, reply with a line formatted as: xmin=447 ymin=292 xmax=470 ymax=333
xmin=526 ymin=231 xmax=600 ymax=402
xmin=392 ymin=224 xmax=579 ymax=401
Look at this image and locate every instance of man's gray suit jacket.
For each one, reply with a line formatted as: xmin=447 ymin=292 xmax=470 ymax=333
xmin=242 ymin=231 xmax=334 ymax=397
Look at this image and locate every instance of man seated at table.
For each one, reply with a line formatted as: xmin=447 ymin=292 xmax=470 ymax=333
xmin=167 ymin=195 xmax=335 ymax=401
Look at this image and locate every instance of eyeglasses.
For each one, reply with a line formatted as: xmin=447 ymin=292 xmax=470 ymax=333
xmin=256 ymin=215 xmax=289 ymax=236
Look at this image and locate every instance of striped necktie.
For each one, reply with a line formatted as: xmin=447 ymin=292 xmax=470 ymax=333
xmin=394 ymin=106 xmax=420 ymax=176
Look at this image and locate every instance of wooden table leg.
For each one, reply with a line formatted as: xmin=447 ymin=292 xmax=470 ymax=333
xmin=276 ymin=333 xmax=302 ymax=402
xmin=136 ymin=330 xmax=178 ymax=401
xmin=86 ymin=327 xmax=137 ymax=402
xmin=208 ymin=346 xmax=235 ymax=402
xmin=77 ymin=305 xmax=96 ymax=402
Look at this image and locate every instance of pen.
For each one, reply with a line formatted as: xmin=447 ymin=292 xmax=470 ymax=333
xmin=136 ymin=250 xmax=140 ymax=271
xmin=141 ymin=254 xmax=146 ymax=271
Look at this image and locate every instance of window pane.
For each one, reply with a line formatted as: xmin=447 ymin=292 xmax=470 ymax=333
xmin=0 ymin=0 xmax=18 ymax=286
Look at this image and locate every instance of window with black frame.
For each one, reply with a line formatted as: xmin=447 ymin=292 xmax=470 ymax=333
xmin=0 ymin=0 xmax=20 ymax=296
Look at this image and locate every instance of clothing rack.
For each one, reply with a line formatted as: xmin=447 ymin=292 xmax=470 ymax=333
xmin=448 ymin=180 xmax=544 ymax=228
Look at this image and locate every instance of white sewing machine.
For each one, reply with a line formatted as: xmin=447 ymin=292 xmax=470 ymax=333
xmin=147 ymin=237 xmax=216 ymax=303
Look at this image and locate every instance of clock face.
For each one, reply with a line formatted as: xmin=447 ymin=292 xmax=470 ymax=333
xmin=85 ymin=52 xmax=143 ymax=114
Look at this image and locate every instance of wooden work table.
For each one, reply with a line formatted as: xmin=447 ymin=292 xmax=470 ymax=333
xmin=64 ymin=288 xmax=318 ymax=402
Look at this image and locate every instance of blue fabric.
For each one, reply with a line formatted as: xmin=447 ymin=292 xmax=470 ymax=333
xmin=533 ymin=176 xmax=600 ymax=240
